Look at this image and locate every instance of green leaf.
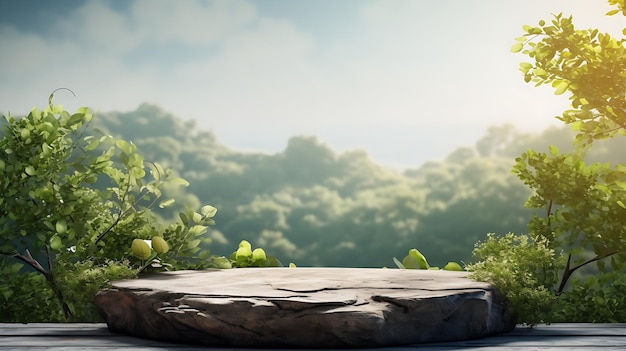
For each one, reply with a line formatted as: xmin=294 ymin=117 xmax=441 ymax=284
xmin=43 ymin=221 xmax=55 ymax=231
xmin=519 ymin=62 xmax=533 ymax=70
xmin=554 ymin=81 xmax=569 ymax=95
xmin=187 ymin=238 xmax=201 ymax=249
xmin=115 ymin=139 xmax=132 ymax=154
xmin=41 ymin=143 xmax=52 ymax=156
xmin=20 ymin=128 xmax=30 ymax=139
xmin=55 ymin=219 xmax=67 ymax=234
xmin=24 ymin=166 xmax=36 ymax=176
xmin=236 ymin=246 xmax=253 ymax=261
xmin=252 ymin=248 xmax=267 ymax=262
xmin=192 ymin=212 xmax=203 ymax=224
xmin=159 ymin=198 xmax=175 ymax=208
xmin=179 ymin=212 xmax=190 ymax=224
xmin=408 ymin=248 xmax=429 ymax=269
xmin=571 ymin=121 xmax=583 ymax=131
xmin=533 ymin=68 xmax=547 ymax=77
xmin=443 ymin=262 xmax=463 ymax=271
xmin=549 ymin=145 xmax=559 ymax=156
xmin=606 ymin=9 xmax=620 ymax=16
xmin=169 ymin=177 xmax=190 ymax=186
xmin=201 ymin=205 xmax=217 ymax=218
xmin=50 ymin=235 xmax=63 ymax=251
xmin=615 ymin=181 xmax=626 ymax=190
xmin=130 ymin=166 xmax=146 ymax=179
xmin=188 ymin=225 xmax=208 ymax=237
xmin=211 ymin=256 xmax=232 ymax=269
xmin=238 ymin=240 xmax=252 ymax=250
xmin=67 ymin=113 xmax=85 ymax=127
xmin=510 ymin=42 xmax=524 ymax=53
xmin=393 ymin=257 xmax=405 ymax=269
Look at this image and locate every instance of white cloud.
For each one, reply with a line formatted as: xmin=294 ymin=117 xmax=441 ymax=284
xmin=51 ymin=1 xmax=132 ymax=54
xmin=128 ymin=0 xmax=257 ymax=46
xmin=0 ymin=0 xmax=622 ymax=168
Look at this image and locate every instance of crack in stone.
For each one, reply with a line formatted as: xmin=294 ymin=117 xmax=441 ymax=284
xmin=373 ymin=295 xmax=409 ymax=313
xmin=161 ymin=304 xmax=264 ymax=338
xmin=267 ymin=298 xmax=357 ymax=311
xmin=274 ymin=285 xmax=487 ymax=293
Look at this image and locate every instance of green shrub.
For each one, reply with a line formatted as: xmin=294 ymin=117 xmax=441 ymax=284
xmin=0 ymin=261 xmax=63 ymax=322
xmin=553 ymin=271 xmax=626 ymax=323
xmin=467 ymin=233 xmax=559 ymax=325
xmin=0 ymin=93 xmax=217 ymax=321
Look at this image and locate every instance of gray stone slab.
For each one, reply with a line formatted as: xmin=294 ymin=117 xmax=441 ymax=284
xmin=95 ymin=268 xmax=515 ymax=348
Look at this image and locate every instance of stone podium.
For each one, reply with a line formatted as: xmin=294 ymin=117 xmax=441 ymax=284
xmin=95 ymin=268 xmax=515 ymax=348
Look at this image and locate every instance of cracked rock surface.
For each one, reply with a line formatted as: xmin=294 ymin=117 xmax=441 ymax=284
xmin=95 ymin=268 xmax=515 ymax=348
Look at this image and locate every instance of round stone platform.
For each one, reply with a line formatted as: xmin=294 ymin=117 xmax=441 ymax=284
xmin=95 ymin=268 xmax=514 ymax=348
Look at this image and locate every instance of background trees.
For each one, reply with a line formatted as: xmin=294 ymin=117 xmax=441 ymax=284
xmin=89 ymin=103 xmax=624 ymax=268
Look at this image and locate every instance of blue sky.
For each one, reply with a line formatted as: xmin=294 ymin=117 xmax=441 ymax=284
xmin=0 ymin=0 xmax=622 ymax=169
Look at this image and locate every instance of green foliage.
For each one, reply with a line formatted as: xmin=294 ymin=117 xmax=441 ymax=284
xmin=514 ymin=147 xmax=626 ymax=293
xmin=0 ymin=261 xmax=62 ymax=322
xmin=0 ymin=94 xmax=217 ymax=321
xmin=467 ymin=233 xmax=558 ymax=325
xmin=393 ymin=248 xmax=462 ymax=271
xmin=553 ymin=271 xmax=626 ymax=322
xmin=468 ymin=1 xmax=626 ymax=325
xmin=52 ymin=259 xmax=136 ymax=322
xmin=513 ymin=7 xmax=626 ymax=145
xmin=228 ymin=240 xmax=283 ymax=268
xmin=509 ymin=0 xmax=626 ymax=295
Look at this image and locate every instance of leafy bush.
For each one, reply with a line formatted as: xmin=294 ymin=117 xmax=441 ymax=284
xmin=0 ymin=93 xmax=218 ymax=321
xmin=467 ymin=233 xmax=559 ymax=325
xmin=0 ymin=261 xmax=62 ymax=322
xmin=553 ymin=271 xmax=626 ymax=323
xmin=52 ymin=259 xmax=137 ymax=322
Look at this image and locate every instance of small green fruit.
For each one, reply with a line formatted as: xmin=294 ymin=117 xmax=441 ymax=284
xmin=152 ymin=236 xmax=169 ymax=254
xmin=131 ymin=239 xmax=152 ymax=260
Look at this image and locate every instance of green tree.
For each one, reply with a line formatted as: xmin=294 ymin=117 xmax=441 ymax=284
xmin=511 ymin=0 xmax=626 ymax=292
xmin=469 ymin=0 xmax=626 ymax=325
xmin=0 ymin=94 xmax=215 ymax=321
